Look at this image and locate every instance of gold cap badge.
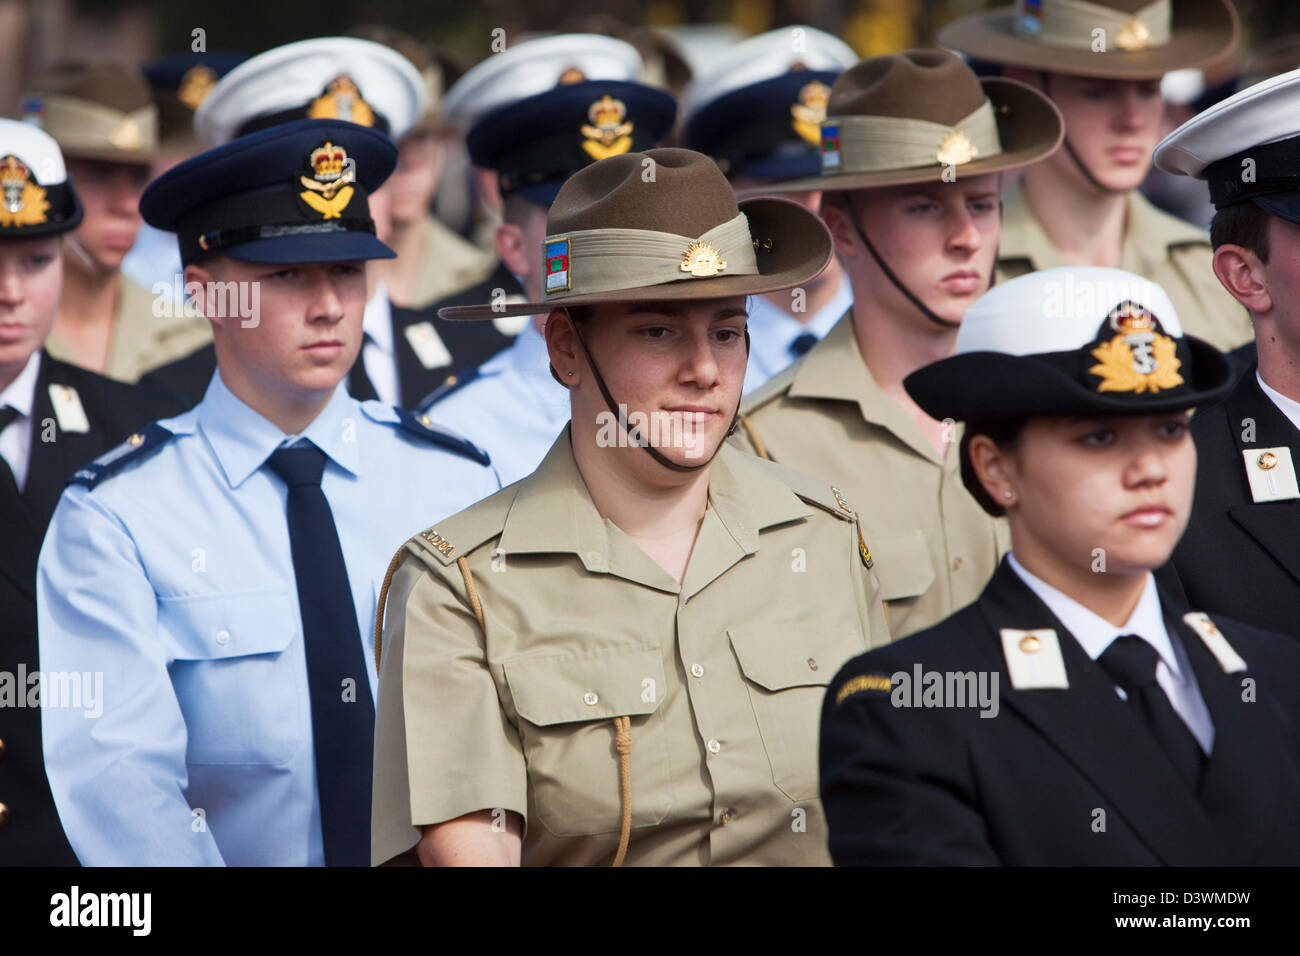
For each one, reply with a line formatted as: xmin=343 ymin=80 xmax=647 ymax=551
xmin=580 ymin=94 xmax=634 ymax=161
xmin=936 ymin=130 xmax=978 ymax=167
xmin=791 ymin=80 xmax=830 ymax=146
xmin=1089 ymin=301 xmax=1184 ymax=394
xmin=178 ymin=65 xmax=218 ymax=112
xmin=1115 ymin=19 xmax=1153 ymax=52
xmin=307 ymin=75 xmax=375 ymax=127
xmin=0 ymin=155 xmax=48 ymax=227
xmin=680 ymin=240 xmax=726 ymax=278
xmin=298 ymin=141 xmax=356 ymax=219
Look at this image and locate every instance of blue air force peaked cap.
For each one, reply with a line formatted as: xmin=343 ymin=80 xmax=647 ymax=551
xmin=139 ymin=117 xmax=396 ymax=266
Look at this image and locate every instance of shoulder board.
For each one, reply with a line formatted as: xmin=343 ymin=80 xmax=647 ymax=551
xmin=407 ymin=484 xmax=519 ymax=567
xmin=739 ymin=363 xmax=797 ymax=417
xmin=67 ymin=423 xmax=174 ymax=489
xmin=750 ymin=455 xmax=856 ymax=522
xmin=417 ymin=365 xmax=483 ymax=412
xmin=385 ymin=407 xmax=490 ymax=466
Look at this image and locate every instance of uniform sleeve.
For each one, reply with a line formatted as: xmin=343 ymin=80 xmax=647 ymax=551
xmin=819 ymin=655 xmax=1000 ymax=866
xmin=36 ymin=488 xmax=226 ymax=865
xmin=371 ymin=553 xmax=527 ymax=865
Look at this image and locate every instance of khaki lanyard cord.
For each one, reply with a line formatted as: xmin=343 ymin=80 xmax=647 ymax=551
xmin=375 ymin=548 xmax=633 ymax=867
xmin=738 ymin=414 xmax=773 ymax=462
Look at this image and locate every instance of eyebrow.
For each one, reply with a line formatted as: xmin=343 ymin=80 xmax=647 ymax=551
xmin=622 ymin=302 xmax=749 ymax=320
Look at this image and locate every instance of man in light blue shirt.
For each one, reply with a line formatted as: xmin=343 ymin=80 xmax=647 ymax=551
xmin=37 ymin=118 xmax=499 ymax=866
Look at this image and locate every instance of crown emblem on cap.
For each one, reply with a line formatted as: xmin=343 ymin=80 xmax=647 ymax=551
xmin=936 ymin=130 xmax=978 ymax=167
xmin=0 ymin=155 xmax=49 ymax=227
xmin=298 ymin=141 xmax=356 ymax=219
xmin=791 ymin=80 xmax=831 ymax=146
xmin=680 ymin=240 xmax=727 ymax=278
xmin=178 ymin=65 xmax=218 ymax=112
xmin=581 ymin=95 xmax=634 ymax=161
xmin=1115 ymin=18 xmax=1153 ymax=52
xmin=1090 ymin=300 xmax=1184 ymax=394
xmin=307 ymin=75 xmax=375 ymax=127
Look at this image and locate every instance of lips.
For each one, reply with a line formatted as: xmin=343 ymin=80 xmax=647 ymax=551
xmin=0 ymin=323 xmax=30 ymax=343
xmin=940 ymin=270 xmax=983 ymax=294
xmin=1121 ymin=505 xmax=1172 ymax=528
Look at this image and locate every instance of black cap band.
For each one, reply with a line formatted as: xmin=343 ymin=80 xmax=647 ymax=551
xmin=1206 ymin=135 xmax=1300 ymax=209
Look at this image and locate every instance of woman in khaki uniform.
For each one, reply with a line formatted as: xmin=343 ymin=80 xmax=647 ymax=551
xmin=371 ymin=148 xmax=890 ymax=866
xmin=937 ymin=0 xmax=1253 ymax=352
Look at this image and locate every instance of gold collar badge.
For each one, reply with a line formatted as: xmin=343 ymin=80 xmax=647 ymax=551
xmin=581 ymin=94 xmax=634 ymax=161
xmin=791 ymin=80 xmax=830 ymax=146
xmin=178 ymin=65 xmax=218 ymax=111
xmin=299 ymin=141 xmax=356 ymax=219
xmin=307 ymin=75 xmax=375 ymax=127
xmin=936 ymin=130 xmax=978 ymax=167
xmin=680 ymin=240 xmax=727 ymax=278
xmin=0 ymin=155 xmax=49 ymax=227
xmin=1089 ymin=300 xmax=1184 ymax=394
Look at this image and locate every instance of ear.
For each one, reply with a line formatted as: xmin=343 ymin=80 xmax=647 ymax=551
xmin=184 ymin=261 xmax=224 ymax=332
xmin=1212 ymin=243 xmax=1271 ymax=315
xmin=494 ymin=221 xmax=530 ymax=277
xmin=543 ymin=308 xmax=581 ymax=386
xmin=968 ymin=433 xmax=1019 ymax=507
xmin=820 ymin=195 xmax=865 ymax=262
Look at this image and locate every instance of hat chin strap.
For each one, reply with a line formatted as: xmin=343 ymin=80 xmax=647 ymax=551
xmin=560 ymin=307 xmax=748 ymax=474
xmin=1040 ymin=73 xmax=1128 ymax=197
xmin=847 ymin=193 xmax=965 ymax=330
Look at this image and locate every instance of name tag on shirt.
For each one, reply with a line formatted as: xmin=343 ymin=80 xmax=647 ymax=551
xmin=1000 ymin=628 xmax=1070 ymax=690
xmin=1241 ymin=446 xmax=1300 ymax=503
xmin=49 ymin=384 xmax=90 ymax=433
xmin=403 ymin=322 xmax=453 ymax=370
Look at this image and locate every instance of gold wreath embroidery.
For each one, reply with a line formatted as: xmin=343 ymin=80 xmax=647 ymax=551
xmin=299 ymin=141 xmax=356 ymax=219
xmin=0 ymin=156 xmax=48 ymax=227
xmin=307 ymin=75 xmax=375 ymax=127
xmin=791 ymin=80 xmax=830 ymax=146
xmin=936 ymin=130 xmax=977 ymax=167
xmin=1089 ymin=333 xmax=1184 ymax=394
xmin=680 ymin=240 xmax=726 ymax=277
xmin=580 ymin=95 xmax=634 ymax=161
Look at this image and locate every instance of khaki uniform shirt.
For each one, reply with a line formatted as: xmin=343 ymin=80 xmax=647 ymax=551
xmin=404 ymin=216 xmax=498 ymax=310
xmin=732 ymin=314 xmax=1009 ymax=640
xmin=997 ymin=180 xmax=1253 ymax=353
xmin=46 ymin=273 xmax=211 ymax=383
xmin=372 ymin=430 xmax=890 ymax=867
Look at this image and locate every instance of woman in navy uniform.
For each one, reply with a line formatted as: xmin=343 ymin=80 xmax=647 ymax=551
xmin=821 ymin=266 xmax=1300 ymax=865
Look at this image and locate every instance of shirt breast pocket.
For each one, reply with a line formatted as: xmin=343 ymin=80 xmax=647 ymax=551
xmin=503 ymin=647 xmax=672 ymax=837
xmin=867 ymin=528 xmax=937 ymax=633
xmin=729 ymin=622 xmax=867 ymax=802
xmin=161 ymin=591 xmax=304 ymax=767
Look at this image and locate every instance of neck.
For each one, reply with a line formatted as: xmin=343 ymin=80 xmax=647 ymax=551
xmin=1019 ymin=167 xmax=1130 ymax=268
xmin=216 ymin=364 xmax=335 ymax=437
xmin=1253 ymin=319 xmax=1300 ymax=399
xmin=759 ymin=257 xmax=845 ymax=325
xmin=58 ymin=255 xmax=118 ymax=325
xmin=1012 ymin=536 xmax=1149 ymax=627
xmin=571 ymin=427 xmax=711 ymax=544
xmin=0 ymin=353 xmax=34 ymax=395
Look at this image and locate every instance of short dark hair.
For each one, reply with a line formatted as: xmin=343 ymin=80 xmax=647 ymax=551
xmin=960 ymin=418 xmax=1027 ymax=517
xmin=1209 ymin=201 xmax=1271 ymax=263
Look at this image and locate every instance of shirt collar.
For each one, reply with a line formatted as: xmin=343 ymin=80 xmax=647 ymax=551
xmin=363 ymin=283 xmax=393 ymax=354
xmin=745 ymin=272 xmax=855 ymax=343
xmin=1007 ymin=552 xmax=1182 ymax=677
xmin=0 ymin=349 xmax=41 ymax=418
xmin=197 ymin=371 xmax=362 ymax=488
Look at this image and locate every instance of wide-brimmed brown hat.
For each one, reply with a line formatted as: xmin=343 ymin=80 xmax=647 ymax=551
xmin=439 ymin=147 xmax=834 ymax=321
xmin=21 ymin=62 xmax=158 ymax=165
xmin=755 ymin=49 xmax=1063 ymax=195
xmin=937 ymin=0 xmax=1239 ymax=80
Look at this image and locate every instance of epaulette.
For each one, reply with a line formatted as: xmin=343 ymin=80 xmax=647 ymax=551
xmin=67 ymin=423 xmax=174 ymax=489
xmin=391 ymin=408 xmax=490 ymax=467
xmin=746 ymin=456 xmax=873 ymax=568
xmin=834 ymin=672 xmax=895 ymax=706
xmin=406 ymin=484 xmax=519 ymax=567
xmin=416 ymin=365 xmax=483 ymax=412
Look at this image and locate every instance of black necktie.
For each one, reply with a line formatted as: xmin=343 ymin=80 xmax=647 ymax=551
xmin=347 ymin=333 xmax=379 ymax=402
xmin=789 ymin=332 xmax=818 ymax=357
xmin=266 ymin=442 xmax=375 ymax=866
xmin=0 ymin=405 xmax=23 ymax=502
xmin=1098 ymin=634 xmax=1205 ymax=789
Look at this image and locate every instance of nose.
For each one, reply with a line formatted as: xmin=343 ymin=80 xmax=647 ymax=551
xmin=1124 ymin=444 xmax=1169 ymax=488
xmin=0 ymin=263 xmax=22 ymax=306
xmin=1112 ymin=84 xmax=1147 ymax=131
xmin=678 ymin=326 xmax=722 ymax=389
xmin=306 ymin=269 xmax=346 ymax=325
xmin=946 ymin=201 xmax=982 ymax=254
xmin=106 ymin=170 xmax=143 ymax=218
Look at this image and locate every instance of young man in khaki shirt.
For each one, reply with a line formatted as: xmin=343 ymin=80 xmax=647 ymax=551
xmin=732 ymin=50 xmax=1063 ymax=638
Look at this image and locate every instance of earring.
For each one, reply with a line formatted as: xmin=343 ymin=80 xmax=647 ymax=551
xmin=1003 ymin=491 xmax=1012 ymax=500
xmin=567 ymin=371 xmax=574 ymax=377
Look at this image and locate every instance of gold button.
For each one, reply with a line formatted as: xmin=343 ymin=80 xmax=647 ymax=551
xmin=419 ymin=414 xmax=433 ymax=427
xmin=583 ymin=691 xmax=598 ymax=706
xmin=807 ymin=657 xmax=818 ymax=671
xmin=0 ymin=802 xmax=9 ymax=827
xmin=127 ymin=433 xmax=144 ymax=447
xmin=444 ymin=375 xmax=458 ymax=388
xmin=690 ymin=663 xmax=705 ymax=678
xmin=952 ymin=557 xmax=964 ymax=571
xmin=1258 ymin=452 xmax=1278 ymax=471
xmin=720 ymin=808 xmax=734 ymax=826
xmin=1020 ymin=634 xmax=1041 ymax=654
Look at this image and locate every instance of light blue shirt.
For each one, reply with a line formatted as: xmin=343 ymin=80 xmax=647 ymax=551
xmin=420 ymin=321 xmax=571 ymax=487
xmin=742 ymin=276 xmax=853 ymax=395
xmin=37 ymin=372 xmax=500 ymax=866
